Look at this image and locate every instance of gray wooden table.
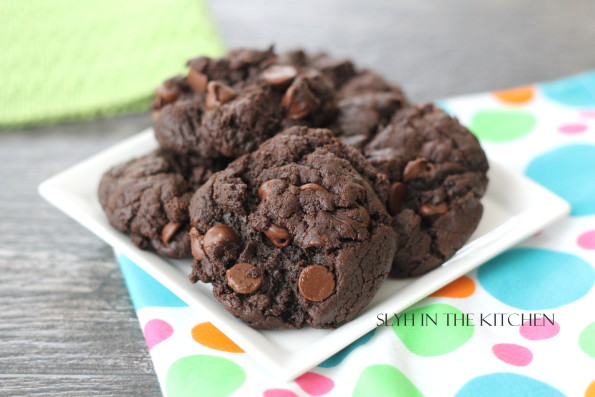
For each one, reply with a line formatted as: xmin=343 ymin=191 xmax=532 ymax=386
xmin=1 ymin=1 xmax=594 ymax=395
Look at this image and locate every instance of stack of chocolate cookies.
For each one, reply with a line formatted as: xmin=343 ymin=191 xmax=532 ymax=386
xmin=98 ymin=47 xmax=488 ymax=329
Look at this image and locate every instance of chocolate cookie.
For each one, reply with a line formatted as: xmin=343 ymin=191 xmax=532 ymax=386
xmin=98 ymin=150 xmax=225 ymax=258
xmin=188 ymin=126 xmax=396 ymax=329
xmin=365 ymin=103 xmax=489 ymax=277
xmin=153 ymin=48 xmax=340 ymax=159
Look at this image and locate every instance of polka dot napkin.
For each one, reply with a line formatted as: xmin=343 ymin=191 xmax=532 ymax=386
xmin=116 ymin=70 xmax=595 ymax=397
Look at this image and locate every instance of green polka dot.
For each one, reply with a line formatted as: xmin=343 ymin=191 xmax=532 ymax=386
xmin=165 ymin=355 xmax=245 ymax=397
xmin=470 ymin=109 xmax=536 ymax=142
xmin=579 ymin=322 xmax=595 ymax=358
xmin=353 ymin=364 xmax=423 ymax=397
xmin=392 ymin=303 xmax=474 ymax=356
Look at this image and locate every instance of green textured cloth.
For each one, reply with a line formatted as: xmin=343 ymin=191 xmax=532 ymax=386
xmin=0 ymin=0 xmax=224 ymax=128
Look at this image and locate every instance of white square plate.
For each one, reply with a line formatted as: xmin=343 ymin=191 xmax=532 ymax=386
xmin=39 ymin=128 xmax=570 ymax=380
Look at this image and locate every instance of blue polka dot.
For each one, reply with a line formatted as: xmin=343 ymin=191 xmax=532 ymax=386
xmin=318 ymin=329 xmax=376 ymax=368
xmin=435 ymin=100 xmax=454 ymax=115
xmin=117 ymin=254 xmax=188 ymax=309
xmin=540 ymin=71 xmax=595 ymax=107
xmin=478 ymin=248 xmax=595 ymax=310
xmin=456 ymin=373 xmax=564 ymax=397
xmin=526 ymin=144 xmax=595 ymax=216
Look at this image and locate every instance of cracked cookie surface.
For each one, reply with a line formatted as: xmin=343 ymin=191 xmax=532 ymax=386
xmin=365 ymin=103 xmax=489 ymax=277
xmin=98 ymin=150 xmax=226 ymax=258
xmin=151 ymin=47 xmax=407 ymax=160
xmin=153 ymin=48 xmax=340 ymax=159
xmin=188 ymin=127 xmax=396 ymax=329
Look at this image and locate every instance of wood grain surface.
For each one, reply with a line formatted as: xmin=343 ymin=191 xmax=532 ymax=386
xmin=1 ymin=1 xmax=594 ymax=395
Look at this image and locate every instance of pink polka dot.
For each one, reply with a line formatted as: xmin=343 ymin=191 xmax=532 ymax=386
xmin=492 ymin=343 xmax=533 ymax=366
xmin=143 ymin=319 xmax=173 ymax=350
xmin=580 ymin=110 xmax=595 ymax=118
xmin=263 ymin=389 xmax=298 ymax=397
xmin=295 ymin=372 xmax=334 ymax=396
xmin=578 ymin=230 xmax=595 ymax=250
xmin=520 ymin=317 xmax=560 ymax=340
xmin=558 ymin=123 xmax=587 ymax=134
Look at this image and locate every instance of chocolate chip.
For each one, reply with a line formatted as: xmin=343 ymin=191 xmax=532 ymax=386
xmin=281 ymin=78 xmax=320 ymax=119
xmin=403 ymin=158 xmax=434 ymax=181
xmin=189 ymin=227 xmax=205 ymax=261
xmin=298 ymin=265 xmax=335 ymax=302
xmin=357 ymin=205 xmax=371 ymax=224
xmin=301 ymin=235 xmax=330 ymax=249
xmin=419 ymin=202 xmax=448 ymax=218
xmin=299 ymin=183 xmax=327 ymax=192
xmin=388 ymin=182 xmax=407 ymax=215
xmin=258 ymin=179 xmax=284 ymax=201
xmin=203 ymin=224 xmax=240 ymax=258
xmin=155 ymin=82 xmax=180 ymax=106
xmin=206 ymin=81 xmax=237 ymax=110
xmin=264 ymin=224 xmax=291 ymax=248
xmin=262 ymin=65 xmax=298 ymax=87
xmin=226 ymin=262 xmax=262 ymax=294
xmin=161 ymin=221 xmax=182 ymax=245
xmin=187 ymin=69 xmax=208 ymax=92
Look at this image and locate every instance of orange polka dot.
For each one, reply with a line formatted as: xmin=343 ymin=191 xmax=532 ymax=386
xmin=430 ymin=276 xmax=476 ymax=298
xmin=493 ymin=86 xmax=534 ymax=104
xmin=191 ymin=322 xmax=244 ymax=353
xmin=586 ymin=380 xmax=595 ymax=397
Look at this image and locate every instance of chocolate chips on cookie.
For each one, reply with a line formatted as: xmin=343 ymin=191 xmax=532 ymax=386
xmin=98 ymin=46 xmax=490 ymax=330
xmin=152 ymin=47 xmax=409 ymax=162
xmin=365 ymin=103 xmax=489 ymax=277
xmin=188 ymin=127 xmax=396 ymax=329
xmin=98 ymin=150 xmax=226 ymax=258
xmin=153 ymin=48 xmax=344 ymax=160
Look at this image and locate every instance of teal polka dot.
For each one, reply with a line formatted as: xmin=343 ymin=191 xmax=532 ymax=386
xmin=478 ymin=248 xmax=595 ymax=310
xmin=318 ymin=329 xmax=375 ymax=368
xmin=525 ymin=144 xmax=595 ymax=216
xmin=166 ymin=355 xmax=245 ymax=397
xmin=456 ymin=373 xmax=564 ymax=397
xmin=435 ymin=100 xmax=453 ymax=115
xmin=117 ymin=254 xmax=187 ymax=309
xmin=541 ymin=71 xmax=595 ymax=107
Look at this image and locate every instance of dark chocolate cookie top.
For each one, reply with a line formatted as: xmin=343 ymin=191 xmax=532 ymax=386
xmin=188 ymin=127 xmax=396 ymax=329
xmin=365 ymin=103 xmax=489 ymax=277
xmin=152 ymin=47 xmax=407 ymax=160
xmin=153 ymin=48 xmax=343 ymax=159
xmin=98 ymin=150 xmax=226 ymax=258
